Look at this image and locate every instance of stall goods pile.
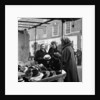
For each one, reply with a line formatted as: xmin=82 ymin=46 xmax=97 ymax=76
xmin=18 ymin=56 xmax=62 ymax=82
xmin=18 ymin=64 xmax=62 ymax=82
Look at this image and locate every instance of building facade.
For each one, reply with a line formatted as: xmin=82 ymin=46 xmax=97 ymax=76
xmin=63 ymin=19 xmax=82 ymax=51
xmin=27 ymin=18 xmax=82 ymax=56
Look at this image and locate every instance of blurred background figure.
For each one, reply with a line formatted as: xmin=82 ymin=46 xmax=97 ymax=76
xmin=61 ymin=37 xmax=79 ymax=82
xmin=76 ymin=48 xmax=82 ymax=65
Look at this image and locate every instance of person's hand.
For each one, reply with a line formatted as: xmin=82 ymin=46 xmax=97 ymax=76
xmin=39 ymin=64 xmax=44 ymax=67
xmin=43 ymin=56 xmax=45 ymax=59
xmin=54 ymin=52 xmax=61 ymax=57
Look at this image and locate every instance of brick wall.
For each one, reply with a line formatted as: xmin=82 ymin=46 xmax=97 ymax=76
xmin=71 ymin=19 xmax=82 ymax=32
xmin=64 ymin=19 xmax=82 ymax=50
xmin=28 ymin=19 xmax=82 ymax=41
xmin=28 ymin=20 xmax=62 ymax=41
xmin=28 ymin=19 xmax=82 ymax=55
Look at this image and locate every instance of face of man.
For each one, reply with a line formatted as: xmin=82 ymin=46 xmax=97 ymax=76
xmin=52 ymin=44 xmax=56 ymax=49
xmin=40 ymin=44 xmax=45 ymax=50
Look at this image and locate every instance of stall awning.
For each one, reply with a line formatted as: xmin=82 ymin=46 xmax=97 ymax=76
xmin=18 ymin=18 xmax=80 ymax=31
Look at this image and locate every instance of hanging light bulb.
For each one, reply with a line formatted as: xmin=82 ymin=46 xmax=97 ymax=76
xmin=54 ymin=22 xmax=57 ymax=25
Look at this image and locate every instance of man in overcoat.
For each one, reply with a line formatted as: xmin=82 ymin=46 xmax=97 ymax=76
xmin=61 ymin=38 xmax=79 ymax=82
xmin=34 ymin=44 xmax=47 ymax=64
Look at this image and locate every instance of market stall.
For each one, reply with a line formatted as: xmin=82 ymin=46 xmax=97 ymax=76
xmin=18 ymin=70 xmax=66 ymax=82
xmin=18 ymin=18 xmax=76 ymax=82
xmin=18 ymin=53 xmax=67 ymax=82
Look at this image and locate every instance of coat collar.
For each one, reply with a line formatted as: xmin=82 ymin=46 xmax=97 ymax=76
xmin=40 ymin=49 xmax=46 ymax=53
xmin=62 ymin=42 xmax=71 ymax=50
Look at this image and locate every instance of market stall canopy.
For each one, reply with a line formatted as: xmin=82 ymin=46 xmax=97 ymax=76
xmin=18 ymin=18 xmax=52 ymax=31
xmin=18 ymin=18 xmax=80 ymax=31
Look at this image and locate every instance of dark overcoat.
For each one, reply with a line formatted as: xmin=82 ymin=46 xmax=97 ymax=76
xmin=48 ymin=47 xmax=59 ymax=57
xmin=34 ymin=49 xmax=47 ymax=64
xmin=48 ymin=47 xmax=62 ymax=71
xmin=62 ymin=42 xmax=79 ymax=82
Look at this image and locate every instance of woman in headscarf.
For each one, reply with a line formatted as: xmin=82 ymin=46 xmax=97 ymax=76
xmin=48 ymin=41 xmax=62 ymax=71
xmin=61 ymin=37 xmax=79 ymax=82
xmin=48 ymin=41 xmax=61 ymax=57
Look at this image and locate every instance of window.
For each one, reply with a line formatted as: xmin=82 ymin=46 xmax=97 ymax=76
xmin=65 ymin=21 xmax=71 ymax=35
xmin=52 ymin=22 xmax=59 ymax=37
xmin=37 ymin=26 xmax=47 ymax=38
xmin=43 ymin=27 xmax=47 ymax=38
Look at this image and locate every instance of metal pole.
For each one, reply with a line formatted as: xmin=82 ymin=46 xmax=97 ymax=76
xmin=61 ymin=19 xmax=64 ymax=73
xmin=34 ymin=27 xmax=36 ymax=56
xmin=62 ymin=19 xmax=64 ymax=39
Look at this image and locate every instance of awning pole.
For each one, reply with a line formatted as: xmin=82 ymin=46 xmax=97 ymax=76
xmin=34 ymin=27 xmax=36 ymax=55
xmin=61 ymin=19 xmax=65 ymax=72
xmin=62 ymin=19 xmax=64 ymax=39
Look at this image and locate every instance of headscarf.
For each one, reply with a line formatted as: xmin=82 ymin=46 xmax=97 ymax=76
xmin=51 ymin=41 xmax=57 ymax=45
xmin=50 ymin=41 xmax=57 ymax=50
xmin=61 ymin=37 xmax=72 ymax=50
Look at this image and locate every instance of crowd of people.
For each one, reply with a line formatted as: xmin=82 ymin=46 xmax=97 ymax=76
xmin=33 ymin=37 xmax=80 ymax=82
xmin=18 ymin=37 xmax=82 ymax=82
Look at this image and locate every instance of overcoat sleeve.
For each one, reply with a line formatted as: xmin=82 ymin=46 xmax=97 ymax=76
xmin=62 ymin=47 xmax=71 ymax=65
xmin=34 ymin=51 xmax=42 ymax=61
xmin=48 ymin=48 xmax=53 ymax=56
xmin=34 ymin=51 xmax=38 ymax=61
